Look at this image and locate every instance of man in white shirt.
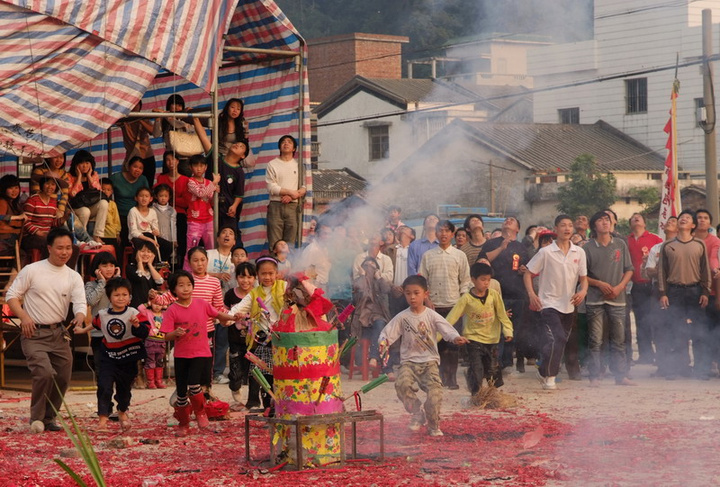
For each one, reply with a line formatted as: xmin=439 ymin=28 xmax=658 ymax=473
xmin=524 ymin=214 xmax=588 ymax=390
xmin=265 ymin=135 xmax=306 ymax=248
xmin=7 ymin=227 xmax=87 ymax=433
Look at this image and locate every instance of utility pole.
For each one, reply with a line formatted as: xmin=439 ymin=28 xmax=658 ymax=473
xmin=702 ymin=9 xmax=718 ymax=223
xmin=489 ymin=161 xmax=494 ymax=213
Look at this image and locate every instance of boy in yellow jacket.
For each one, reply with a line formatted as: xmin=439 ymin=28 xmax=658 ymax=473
xmin=446 ymin=262 xmax=513 ymax=392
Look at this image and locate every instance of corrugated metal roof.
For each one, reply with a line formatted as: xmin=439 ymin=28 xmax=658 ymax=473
xmin=312 ymin=168 xmax=367 ymax=194
xmin=463 ymin=120 xmax=665 ymax=172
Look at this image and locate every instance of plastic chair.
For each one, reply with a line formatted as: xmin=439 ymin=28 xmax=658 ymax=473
xmin=348 ymin=338 xmax=370 ymax=381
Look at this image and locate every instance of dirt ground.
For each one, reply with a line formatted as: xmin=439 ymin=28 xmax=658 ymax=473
xmin=2 ymin=358 xmax=720 ymax=487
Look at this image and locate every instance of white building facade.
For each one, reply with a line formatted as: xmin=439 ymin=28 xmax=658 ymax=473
xmin=529 ymin=0 xmax=720 ymax=175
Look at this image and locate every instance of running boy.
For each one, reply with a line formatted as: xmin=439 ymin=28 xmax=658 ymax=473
xmin=378 ymin=275 xmax=469 ymax=437
xmin=74 ymin=277 xmax=150 ymax=432
xmin=446 ymin=262 xmax=513 ymax=392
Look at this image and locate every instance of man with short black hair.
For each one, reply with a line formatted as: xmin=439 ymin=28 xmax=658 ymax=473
xmin=585 ymin=211 xmax=635 ymax=387
xmin=657 ymin=210 xmax=711 ymax=380
xmin=524 ymin=214 xmax=588 ymax=390
xmin=419 ymin=220 xmax=471 ymax=389
xmin=479 ymin=216 xmax=531 ymax=372
xmin=265 ymin=135 xmax=306 ymax=247
xmin=6 ymin=227 xmax=87 ymax=433
xmin=627 ymin=212 xmax=663 ymax=365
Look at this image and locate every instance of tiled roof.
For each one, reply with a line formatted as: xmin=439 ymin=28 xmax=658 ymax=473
xmin=360 ymin=78 xmax=478 ymax=104
xmin=461 ymin=119 xmax=665 ymax=172
xmin=314 ymin=76 xmax=480 ymax=117
xmin=312 ymin=168 xmax=367 ymax=195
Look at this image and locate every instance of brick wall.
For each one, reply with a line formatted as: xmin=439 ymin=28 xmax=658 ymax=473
xmin=308 ymin=33 xmax=409 ymax=103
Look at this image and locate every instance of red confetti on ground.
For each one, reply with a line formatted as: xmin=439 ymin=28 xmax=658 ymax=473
xmin=1 ymin=411 xmax=719 ymax=485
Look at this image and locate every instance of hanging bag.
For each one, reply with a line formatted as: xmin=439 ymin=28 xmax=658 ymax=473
xmin=168 ymin=131 xmax=203 ymax=157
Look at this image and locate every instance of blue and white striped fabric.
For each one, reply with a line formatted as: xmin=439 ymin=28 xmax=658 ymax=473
xmin=1 ymin=0 xmax=312 ymax=256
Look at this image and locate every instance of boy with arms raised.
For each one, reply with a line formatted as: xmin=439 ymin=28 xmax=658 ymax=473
xmin=379 ymin=275 xmax=469 ymax=437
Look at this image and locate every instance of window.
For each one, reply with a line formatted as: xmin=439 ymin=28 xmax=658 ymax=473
xmin=625 ymin=78 xmax=647 ymax=114
xmin=558 ymin=107 xmax=580 ymax=124
xmin=368 ymin=125 xmax=389 ymax=160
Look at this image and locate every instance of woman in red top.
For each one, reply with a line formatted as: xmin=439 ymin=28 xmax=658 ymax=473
xmin=156 ymin=150 xmax=190 ymax=265
xmin=0 ymin=175 xmax=25 ymax=258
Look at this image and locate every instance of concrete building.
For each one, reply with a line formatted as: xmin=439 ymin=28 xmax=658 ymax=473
xmin=315 ymin=75 xmax=531 ymax=181
xmin=529 ymin=0 xmax=720 ymax=175
xmin=408 ymin=33 xmax=551 ymax=88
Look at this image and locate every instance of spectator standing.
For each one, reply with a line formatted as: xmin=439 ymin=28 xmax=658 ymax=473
xmin=480 ymin=217 xmax=530 ymax=373
xmin=459 ymin=214 xmax=487 ymax=266
xmin=524 ymin=214 xmax=588 ymax=391
xmin=657 ymin=210 xmax=711 ymax=380
xmin=693 ymin=209 xmax=720 ymax=379
xmin=407 ymin=213 xmax=440 ymax=276
xmin=584 ymin=211 xmax=636 ymax=387
xmin=265 ymin=135 xmax=306 ymax=248
xmin=118 ymin=101 xmax=156 ymax=185
xmin=627 ymin=213 xmax=663 ymax=365
xmin=419 ymin=220 xmax=471 ymax=389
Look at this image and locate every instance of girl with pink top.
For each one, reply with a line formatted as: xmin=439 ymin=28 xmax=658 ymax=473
xmin=161 ymin=270 xmax=237 ymax=437
xmin=184 ymin=155 xmax=220 ymax=270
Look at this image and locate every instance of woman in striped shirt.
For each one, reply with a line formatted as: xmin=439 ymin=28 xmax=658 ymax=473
xmin=22 ymin=176 xmax=65 ymax=255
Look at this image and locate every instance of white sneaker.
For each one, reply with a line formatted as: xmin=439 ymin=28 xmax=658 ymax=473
xmin=542 ymin=376 xmax=557 ymax=390
xmin=536 ymin=370 xmax=546 ymax=386
xmin=428 ymin=428 xmax=444 ymax=437
xmin=213 ymin=375 xmax=230 ymax=385
xmin=30 ymin=420 xmax=45 ymax=434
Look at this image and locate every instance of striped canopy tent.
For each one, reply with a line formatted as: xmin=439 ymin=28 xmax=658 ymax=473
xmin=0 ymin=0 xmax=312 ymax=255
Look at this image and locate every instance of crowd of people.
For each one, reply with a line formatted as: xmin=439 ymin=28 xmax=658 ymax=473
xmin=2 ymin=96 xmax=719 ymax=438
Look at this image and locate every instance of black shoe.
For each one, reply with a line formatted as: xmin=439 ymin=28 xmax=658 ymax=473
xmin=448 ymin=384 xmax=460 ymax=390
xmin=516 ymin=362 xmax=526 ymax=373
xmin=45 ymin=422 xmax=63 ymax=432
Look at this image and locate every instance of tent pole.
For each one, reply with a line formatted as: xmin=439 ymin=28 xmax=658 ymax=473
xmin=106 ymin=127 xmax=113 ymax=176
xmin=296 ymin=37 xmax=306 ymax=248
xmin=223 ymin=46 xmax=299 ymax=58
xmin=212 ymin=86 xmax=219 ymax=237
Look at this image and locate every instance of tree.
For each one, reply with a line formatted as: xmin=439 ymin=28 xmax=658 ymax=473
xmin=628 ymin=186 xmax=660 ymax=213
xmin=556 ymin=154 xmax=617 ymax=218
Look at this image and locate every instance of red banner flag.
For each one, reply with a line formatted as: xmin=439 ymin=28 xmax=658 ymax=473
xmin=659 ymin=80 xmax=681 ymax=234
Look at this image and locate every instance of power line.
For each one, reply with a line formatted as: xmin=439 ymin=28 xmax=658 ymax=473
xmin=306 ymin=2 xmax=702 ymax=73
xmin=595 ymin=0 xmax=703 ymax=20
xmin=316 ymin=54 xmax=720 ymax=128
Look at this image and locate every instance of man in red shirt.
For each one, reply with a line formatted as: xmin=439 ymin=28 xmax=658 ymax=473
xmin=627 ymin=213 xmax=663 ymax=364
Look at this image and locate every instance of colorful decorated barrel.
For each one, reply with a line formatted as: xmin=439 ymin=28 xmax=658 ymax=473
xmin=272 ymin=330 xmax=343 ymax=466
